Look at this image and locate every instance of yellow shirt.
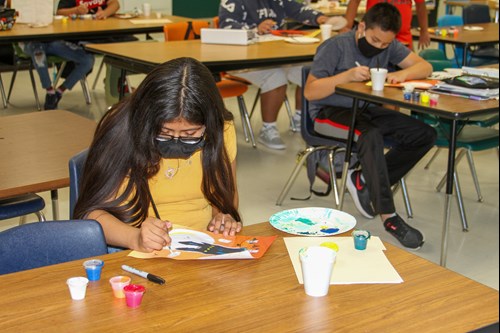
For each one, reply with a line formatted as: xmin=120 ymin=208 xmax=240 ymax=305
xmin=147 ymin=121 xmax=237 ymax=229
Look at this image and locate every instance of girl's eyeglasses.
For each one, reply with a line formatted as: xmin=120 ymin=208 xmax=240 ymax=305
xmin=155 ymin=131 xmax=205 ymax=145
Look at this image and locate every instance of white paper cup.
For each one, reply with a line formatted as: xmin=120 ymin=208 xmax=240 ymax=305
xmin=299 ymin=246 xmax=336 ymax=297
xmin=142 ymin=3 xmax=152 ymax=17
xmin=67 ymin=277 xmax=89 ymax=300
xmin=370 ymin=68 xmax=388 ymax=91
xmin=320 ymin=24 xmax=333 ymax=41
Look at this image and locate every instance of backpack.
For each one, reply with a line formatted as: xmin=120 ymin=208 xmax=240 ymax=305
xmin=292 ymin=149 xmax=358 ymax=201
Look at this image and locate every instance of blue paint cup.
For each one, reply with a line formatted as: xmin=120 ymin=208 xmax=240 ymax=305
xmin=83 ymin=259 xmax=104 ymax=281
xmin=352 ymin=230 xmax=371 ymax=250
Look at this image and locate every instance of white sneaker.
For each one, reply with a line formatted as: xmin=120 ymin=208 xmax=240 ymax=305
xmin=258 ymin=126 xmax=286 ymax=150
xmin=292 ymin=112 xmax=301 ymax=131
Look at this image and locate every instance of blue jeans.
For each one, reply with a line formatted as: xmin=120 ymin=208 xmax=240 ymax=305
xmin=21 ymin=41 xmax=94 ymax=90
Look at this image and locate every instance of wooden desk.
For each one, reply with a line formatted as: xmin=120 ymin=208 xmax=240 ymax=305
xmin=334 ymin=82 xmax=499 ymax=267
xmin=0 ymin=222 xmax=497 ymax=332
xmin=0 ymin=16 xmax=188 ymax=43
xmin=86 ymin=39 xmax=319 ymax=74
xmin=0 ymin=110 xmax=96 ymax=219
xmin=412 ymin=23 xmax=499 ymax=66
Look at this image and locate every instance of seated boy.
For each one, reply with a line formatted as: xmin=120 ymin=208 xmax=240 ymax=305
xmin=304 ymin=3 xmax=436 ymax=249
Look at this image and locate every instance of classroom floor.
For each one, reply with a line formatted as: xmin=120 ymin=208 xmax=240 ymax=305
xmin=1 ymin=56 xmax=498 ymax=290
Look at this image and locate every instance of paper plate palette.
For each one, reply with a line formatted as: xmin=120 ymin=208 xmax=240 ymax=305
xmin=269 ymin=207 xmax=356 ymax=236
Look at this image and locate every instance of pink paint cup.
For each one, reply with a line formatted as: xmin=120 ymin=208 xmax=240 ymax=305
xmin=109 ymin=276 xmax=131 ymax=298
xmin=123 ymin=284 xmax=146 ymax=308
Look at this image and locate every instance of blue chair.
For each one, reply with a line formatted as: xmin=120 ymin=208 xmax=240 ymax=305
xmin=69 ymin=149 xmax=124 ymax=253
xmin=68 ymin=149 xmax=88 ymax=219
xmin=0 ymin=193 xmax=46 ymax=224
xmin=0 ymin=219 xmax=108 ymax=275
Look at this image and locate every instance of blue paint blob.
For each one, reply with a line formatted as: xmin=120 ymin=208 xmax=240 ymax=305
xmin=320 ymin=228 xmax=340 ymax=234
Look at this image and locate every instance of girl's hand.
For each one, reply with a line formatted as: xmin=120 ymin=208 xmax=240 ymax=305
xmin=94 ymin=6 xmax=107 ymax=19
xmin=137 ymin=217 xmax=172 ymax=252
xmin=208 ymin=213 xmax=242 ymax=237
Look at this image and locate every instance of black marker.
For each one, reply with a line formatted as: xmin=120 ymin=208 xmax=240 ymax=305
xmin=121 ymin=265 xmax=165 ymax=285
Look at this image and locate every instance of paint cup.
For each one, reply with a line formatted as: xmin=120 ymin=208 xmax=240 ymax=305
xmin=123 ymin=284 xmax=146 ymax=308
xmin=420 ymin=92 xmax=430 ymax=105
xmin=109 ymin=276 xmax=131 ymax=298
xmin=320 ymin=24 xmax=333 ymax=41
xmin=83 ymin=259 xmax=104 ymax=281
xmin=155 ymin=12 xmax=162 ymax=19
xmin=299 ymin=246 xmax=336 ymax=297
xmin=430 ymin=93 xmax=440 ymax=106
xmin=370 ymin=68 xmax=388 ymax=91
xmin=67 ymin=277 xmax=89 ymax=300
xmin=142 ymin=3 xmax=151 ymax=17
xmin=352 ymin=229 xmax=371 ymax=250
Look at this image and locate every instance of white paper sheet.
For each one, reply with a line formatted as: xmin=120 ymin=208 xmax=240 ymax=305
xmin=284 ymin=237 xmax=403 ymax=285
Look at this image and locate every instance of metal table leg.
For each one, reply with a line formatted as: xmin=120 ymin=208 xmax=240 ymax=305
xmin=339 ymin=99 xmax=358 ymax=210
xmin=51 ymin=189 xmax=59 ymax=220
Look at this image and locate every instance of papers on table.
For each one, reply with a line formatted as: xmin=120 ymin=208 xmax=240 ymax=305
xmin=462 ymin=67 xmax=500 ymax=80
xmin=284 ymin=237 xmax=403 ymax=285
xmin=431 ymin=83 xmax=499 ymax=99
xmin=129 ymin=19 xmax=172 ymax=25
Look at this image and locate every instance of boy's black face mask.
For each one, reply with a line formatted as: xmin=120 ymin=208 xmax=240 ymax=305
xmin=358 ymin=33 xmax=385 ymax=58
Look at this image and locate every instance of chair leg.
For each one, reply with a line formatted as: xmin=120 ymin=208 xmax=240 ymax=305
xmin=35 ymin=211 xmax=46 ymax=222
xmin=425 ymin=147 xmax=441 ymax=170
xmin=53 ymin=62 xmax=66 ymax=88
xmin=453 ymin=171 xmax=469 ymax=231
xmin=6 ymin=67 xmax=18 ymax=103
xmin=400 ymin=178 xmax=414 ymax=219
xmin=0 ymin=74 xmax=7 ymax=108
xmin=237 ymin=95 xmax=256 ymax=148
xmin=465 ymin=149 xmax=483 ymax=202
xmin=284 ymin=95 xmax=297 ymax=132
xmin=276 ymin=148 xmax=314 ymax=206
xmin=249 ymin=88 xmax=261 ymax=119
xmin=437 ymin=149 xmax=467 ymax=192
xmin=327 ymin=148 xmax=344 ymax=208
xmin=28 ymin=64 xmax=42 ymax=111
xmin=92 ymin=59 xmax=105 ymax=90
xmin=80 ymin=79 xmax=92 ymax=105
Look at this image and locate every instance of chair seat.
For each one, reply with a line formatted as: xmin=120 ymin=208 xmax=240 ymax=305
xmin=216 ymin=79 xmax=249 ymax=98
xmin=0 ymin=194 xmax=45 ymax=220
xmin=435 ymin=126 xmax=499 ymax=151
xmin=472 ymin=48 xmax=499 ymax=59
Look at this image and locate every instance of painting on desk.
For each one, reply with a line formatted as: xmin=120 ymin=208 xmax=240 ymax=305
xmin=129 ymin=227 xmax=277 ymax=260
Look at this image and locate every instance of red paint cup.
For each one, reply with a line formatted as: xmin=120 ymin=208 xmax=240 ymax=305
xmin=123 ymin=284 xmax=146 ymax=308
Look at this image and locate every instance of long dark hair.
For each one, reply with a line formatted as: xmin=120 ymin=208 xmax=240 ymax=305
xmin=74 ymin=57 xmax=241 ymax=225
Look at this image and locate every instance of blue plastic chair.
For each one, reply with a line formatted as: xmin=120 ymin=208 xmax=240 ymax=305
xmin=0 ymin=219 xmax=108 ymax=275
xmin=0 ymin=193 xmax=46 ymax=224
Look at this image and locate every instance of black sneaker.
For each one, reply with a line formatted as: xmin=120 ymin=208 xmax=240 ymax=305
xmin=384 ymin=214 xmax=424 ymax=249
xmin=346 ymin=170 xmax=375 ymax=219
xmin=44 ymin=91 xmax=62 ymax=110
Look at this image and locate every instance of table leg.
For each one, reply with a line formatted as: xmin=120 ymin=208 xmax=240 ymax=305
xmin=440 ymin=119 xmax=458 ymax=267
xmin=51 ymin=189 xmax=59 ymax=221
xmin=118 ymin=68 xmax=127 ymax=100
xmin=339 ymin=99 xmax=358 ymax=210
xmin=462 ymin=43 xmax=468 ymax=67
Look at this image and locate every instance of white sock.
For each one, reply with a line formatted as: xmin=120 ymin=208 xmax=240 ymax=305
xmin=295 ymin=110 xmax=301 ymax=116
xmin=263 ymin=122 xmax=277 ymax=129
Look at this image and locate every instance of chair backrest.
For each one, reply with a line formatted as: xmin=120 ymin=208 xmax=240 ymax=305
xmin=0 ymin=220 xmax=108 ymax=275
xmin=437 ymin=15 xmax=465 ymax=67
xmin=300 ymin=66 xmax=347 ymax=148
xmin=69 ymin=149 xmax=88 ymax=219
xmin=419 ymin=49 xmax=455 ymax=71
xmin=163 ymin=21 xmax=210 ymax=41
xmin=463 ymin=4 xmax=491 ymax=24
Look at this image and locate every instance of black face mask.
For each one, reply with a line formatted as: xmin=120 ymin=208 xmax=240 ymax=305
xmin=157 ymin=139 xmax=205 ymax=159
xmin=358 ymin=35 xmax=385 ymax=58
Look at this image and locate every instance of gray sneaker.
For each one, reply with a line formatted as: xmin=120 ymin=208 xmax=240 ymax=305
xmin=258 ymin=126 xmax=286 ymax=150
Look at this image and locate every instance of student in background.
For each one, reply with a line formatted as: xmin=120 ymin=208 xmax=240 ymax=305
xmin=342 ymin=0 xmax=430 ymax=50
xmin=56 ymin=0 xmax=119 ymax=19
xmin=219 ymin=0 xmax=335 ymax=150
xmin=305 ymin=3 xmax=436 ymax=249
xmin=74 ymin=58 xmax=242 ymax=252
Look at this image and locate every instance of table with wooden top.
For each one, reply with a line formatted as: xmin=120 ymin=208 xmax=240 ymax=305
xmin=0 ymin=15 xmax=189 ymax=43
xmin=334 ymin=82 xmax=499 ymax=267
xmin=0 ymin=110 xmax=96 ymax=219
xmin=411 ymin=22 xmax=499 ymax=66
xmin=0 ymin=221 xmax=497 ymax=332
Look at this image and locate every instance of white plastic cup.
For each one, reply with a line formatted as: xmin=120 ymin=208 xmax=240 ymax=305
xmin=370 ymin=68 xmax=388 ymax=91
xmin=155 ymin=12 xmax=162 ymax=19
xmin=142 ymin=3 xmax=152 ymax=17
xmin=299 ymin=246 xmax=336 ymax=297
xmin=320 ymin=24 xmax=333 ymax=41
xmin=66 ymin=277 xmax=89 ymax=300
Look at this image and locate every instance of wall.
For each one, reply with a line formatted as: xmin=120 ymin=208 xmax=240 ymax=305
xmin=172 ymin=0 xmax=219 ymax=18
